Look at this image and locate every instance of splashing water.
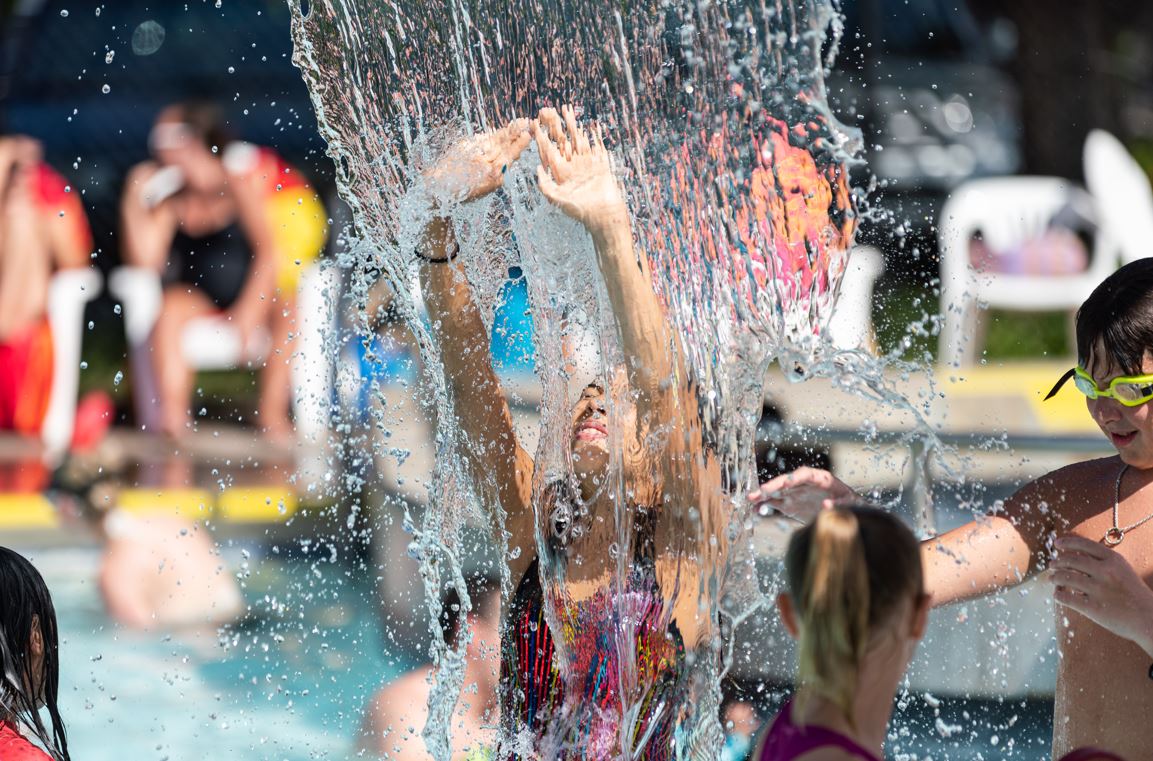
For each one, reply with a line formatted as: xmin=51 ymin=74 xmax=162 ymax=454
xmin=289 ymin=1 xmax=863 ymax=759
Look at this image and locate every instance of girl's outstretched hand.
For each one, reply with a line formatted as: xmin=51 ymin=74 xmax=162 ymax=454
xmin=746 ymin=466 xmax=860 ymax=525
xmin=533 ymin=105 xmax=628 ymax=241
xmin=427 ymin=118 xmax=532 ymax=202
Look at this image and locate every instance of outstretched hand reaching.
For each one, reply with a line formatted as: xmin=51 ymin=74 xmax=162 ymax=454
xmin=533 ymin=105 xmax=628 ymax=241
xmin=747 ymin=466 xmax=861 ymax=525
xmin=426 ymin=118 xmax=532 ymax=203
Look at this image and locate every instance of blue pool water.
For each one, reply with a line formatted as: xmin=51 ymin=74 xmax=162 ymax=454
xmin=27 ymin=545 xmax=411 ymax=761
xmin=19 ymin=522 xmax=1054 ymax=760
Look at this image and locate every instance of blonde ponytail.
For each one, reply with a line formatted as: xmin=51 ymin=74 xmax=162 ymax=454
xmin=794 ymin=509 xmax=870 ymax=721
xmin=784 ymin=505 xmax=923 ymax=728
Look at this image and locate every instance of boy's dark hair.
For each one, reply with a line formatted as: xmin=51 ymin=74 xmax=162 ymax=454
xmin=439 ymin=574 xmax=500 ymax=646
xmin=1076 ymin=258 xmax=1153 ymax=374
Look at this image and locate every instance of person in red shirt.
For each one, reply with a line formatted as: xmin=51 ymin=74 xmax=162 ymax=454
xmin=0 ymin=546 xmax=70 ymax=761
xmin=0 ymin=135 xmax=92 ymax=437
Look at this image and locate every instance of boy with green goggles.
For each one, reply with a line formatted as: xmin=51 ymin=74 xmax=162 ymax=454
xmin=755 ymin=257 xmax=1153 ymax=759
xmin=1046 ymin=365 xmax=1153 ymax=406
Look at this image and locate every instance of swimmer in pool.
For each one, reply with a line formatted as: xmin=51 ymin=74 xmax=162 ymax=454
xmin=754 ymin=258 xmax=1153 ymax=759
xmin=97 ymin=506 xmax=244 ymax=632
xmin=419 ymin=105 xmax=731 ymax=758
xmin=359 ymin=576 xmax=501 ymax=760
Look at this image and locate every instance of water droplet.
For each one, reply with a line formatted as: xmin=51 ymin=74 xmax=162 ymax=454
xmin=131 ymin=20 xmax=166 ymax=56
xmin=80 ymin=361 xmax=88 ymax=370
xmin=227 ymin=66 xmax=235 ymax=74
xmin=59 ymin=9 xmax=69 ymax=17
xmin=113 ymin=371 xmax=123 ymax=386
xmin=87 ymin=321 xmax=94 ymax=330
xmin=105 ymin=50 xmax=114 ymax=64
xmin=101 ymin=84 xmax=110 ymax=94
xmin=64 ymin=185 xmax=71 ymax=193
xmin=113 ymin=304 xmax=121 ymax=315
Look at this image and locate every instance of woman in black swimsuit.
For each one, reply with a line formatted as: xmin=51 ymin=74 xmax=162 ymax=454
xmin=420 ymin=106 xmax=729 ymax=759
xmin=120 ymin=102 xmax=290 ymax=438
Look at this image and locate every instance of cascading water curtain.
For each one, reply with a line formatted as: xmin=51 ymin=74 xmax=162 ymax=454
xmin=289 ymin=1 xmax=862 ymax=758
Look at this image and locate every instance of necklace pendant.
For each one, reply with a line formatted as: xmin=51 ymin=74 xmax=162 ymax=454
xmin=1104 ymin=527 xmax=1125 ymax=547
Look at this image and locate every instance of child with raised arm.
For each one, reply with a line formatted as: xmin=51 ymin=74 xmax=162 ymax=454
xmin=755 ymin=505 xmax=929 ymax=761
xmin=752 ymin=258 xmax=1153 ymax=759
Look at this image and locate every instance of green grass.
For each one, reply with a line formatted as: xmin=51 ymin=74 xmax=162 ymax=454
xmin=872 ymin=280 xmax=1072 ymax=363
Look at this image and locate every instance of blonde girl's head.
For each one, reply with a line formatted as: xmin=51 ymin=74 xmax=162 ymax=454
xmin=780 ymin=505 xmax=926 ymax=724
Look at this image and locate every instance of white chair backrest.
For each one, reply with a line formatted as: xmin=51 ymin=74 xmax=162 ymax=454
xmin=940 ymin=177 xmax=1080 ymax=256
xmin=938 ymin=176 xmax=1118 ymax=289
xmin=1084 ymin=129 xmax=1153 ymax=264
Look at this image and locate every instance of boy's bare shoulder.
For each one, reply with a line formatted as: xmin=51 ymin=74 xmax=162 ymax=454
xmin=1033 ymin=456 xmax=1120 ymax=493
xmin=1008 ymin=456 xmax=1120 ymax=520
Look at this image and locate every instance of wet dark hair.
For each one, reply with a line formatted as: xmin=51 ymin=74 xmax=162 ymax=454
xmin=784 ymin=505 xmax=923 ymax=725
xmin=170 ymin=100 xmax=234 ymax=153
xmin=1076 ymin=258 xmax=1153 ymax=375
xmin=439 ymin=574 xmax=500 ymax=646
xmin=0 ymin=547 xmax=69 ymax=760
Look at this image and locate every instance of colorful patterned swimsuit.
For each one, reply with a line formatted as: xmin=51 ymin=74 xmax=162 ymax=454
xmin=500 ymin=556 xmax=685 ymax=760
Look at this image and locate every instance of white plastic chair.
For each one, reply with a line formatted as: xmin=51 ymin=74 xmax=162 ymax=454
xmin=938 ymin=177 xmax=1119 ymax=367
xmin=109 ymin=264 xmax=338 ymax=441
xmin=42 ymin=268 xmax=103 ymax=462
xmin=1084 ymin=129 xmax=1153 ymax=266
xmin=827 ymin=245 xmax=885 ymax=352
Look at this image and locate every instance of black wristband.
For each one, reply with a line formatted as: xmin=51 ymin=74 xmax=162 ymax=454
xmin=415 ymin=239 xmax=459 ymax=264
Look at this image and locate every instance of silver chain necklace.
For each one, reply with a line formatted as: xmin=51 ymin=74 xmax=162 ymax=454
xmin=1104 ymin=464 xmax=1153 ymax=546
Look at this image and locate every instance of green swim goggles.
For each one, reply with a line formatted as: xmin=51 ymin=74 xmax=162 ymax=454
xmin=1045 ymin=366 xmax=1153 ymax=406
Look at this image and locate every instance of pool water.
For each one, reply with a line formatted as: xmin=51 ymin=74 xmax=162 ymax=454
xmin=28 ymin=544 xmax=412 ymax=761
xmin=21 ymin=523 xmax=1055 ymax=760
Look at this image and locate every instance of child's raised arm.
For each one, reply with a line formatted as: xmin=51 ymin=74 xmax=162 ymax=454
xmin=418 ymin=121 xmax=536 ymax=581
xmin=751 ymin=465 xmax=1056 ymax=607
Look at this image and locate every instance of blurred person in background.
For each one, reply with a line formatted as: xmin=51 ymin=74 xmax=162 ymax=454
xmin=0 ymin=546 xmax=71 ymax=761
xmin=120 ymin=101 xmax=326 ymax=440
xmin=97 ymin=504 xmax=245 ymax=631
xmin=0 ymin=135 xmax=90 ymax=439
xmin=358 ymin=575 xmax=501 ymax=760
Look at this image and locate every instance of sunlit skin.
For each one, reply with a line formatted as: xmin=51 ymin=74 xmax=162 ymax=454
xmin=752 ymin=353 xmax=1153 ymax=759
xmin=120 ymin=106 xmax=292 ymax=439
xmin=420 ymin=106 xmax=727 ymax=658
xmin=358 ymin=599 xmax=501 ymax=761
xmin=98 ymin=512 xmax=244 ymax=631
xmin=752 ymin=592 xmax=931 ymax=761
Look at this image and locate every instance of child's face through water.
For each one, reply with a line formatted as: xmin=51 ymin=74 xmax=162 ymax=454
xmin=1086 ymin=351 xmax=1153 ymax=469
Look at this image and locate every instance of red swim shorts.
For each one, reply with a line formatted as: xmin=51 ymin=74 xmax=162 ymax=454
xmin=0 ymin=319 xmax=54 ymax=435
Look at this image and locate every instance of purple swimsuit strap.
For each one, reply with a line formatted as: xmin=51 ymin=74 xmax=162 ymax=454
xmin=759 ymin=701 xmax=881 ymax=761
